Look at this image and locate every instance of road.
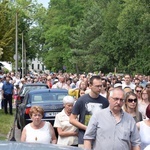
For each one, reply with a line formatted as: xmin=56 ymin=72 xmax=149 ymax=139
xmin=8 ymin=120 xmax=21 ymax=142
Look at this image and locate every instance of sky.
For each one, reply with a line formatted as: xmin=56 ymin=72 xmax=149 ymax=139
xmin=37 ymin=0 xmax=50 ymax=8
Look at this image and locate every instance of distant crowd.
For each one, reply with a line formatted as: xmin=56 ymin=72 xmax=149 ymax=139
xmin=0 ymin=71 xmax=150 ymax=150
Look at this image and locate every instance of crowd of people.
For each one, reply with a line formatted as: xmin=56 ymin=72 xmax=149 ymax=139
xmin=0 ymin=71 xmax=150 ymax=149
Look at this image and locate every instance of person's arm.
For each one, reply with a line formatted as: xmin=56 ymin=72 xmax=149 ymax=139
xmin=49 ymin=123 xmax=57 ymax=144
xmin=131 ymin=120 xmax=141 ymax=149
xmin=2 ymin=85 xmax=4 ymax=99
xmin=1 ymin=90 xmax=4 ymax=99
xmin=84 ymin=139 xmax=92 ymax=150
xmin=57 ymin=127 xmax=78 ymax=137
xmin=12 ymin=85 xmax=15 ymax=96
xmin=131 ymin=145 xmax=141 ymax=150
xmin=70 ymin=114 xmax=87 ymax=131
xmin=20 ymin=127 xmax=26 ymax=142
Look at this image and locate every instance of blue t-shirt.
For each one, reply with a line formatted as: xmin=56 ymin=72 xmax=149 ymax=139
xmin=2 ymin=82 xmax=14 ymax=95
xmin=72 ymin=94 xmax=109 ymax=144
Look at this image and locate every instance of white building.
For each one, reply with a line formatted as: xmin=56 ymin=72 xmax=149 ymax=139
xmin=28 ymin=58 xmax=48 ymax=73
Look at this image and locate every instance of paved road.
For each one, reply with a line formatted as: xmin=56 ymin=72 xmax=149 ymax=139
xmin=8 ymin=120 xmax=21 ymax=142
xmin=8 ymin=105 xmax=21 ymax=141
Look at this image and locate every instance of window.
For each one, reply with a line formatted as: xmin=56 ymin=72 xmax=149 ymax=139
xmin=37 ymin=64 xmax=40 ymax=69
xmin=32 ymin=64 xmax=34 ymax=69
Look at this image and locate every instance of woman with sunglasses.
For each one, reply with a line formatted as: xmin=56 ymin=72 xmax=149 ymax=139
xmin=123 ymin=92 xmax=142 ymax=123
xmin=136 ymin=104 xmax=150 ymax=150
xmin=138 ymin=88 xmax=150 ymax=119
xmin=135 ymin=85 xmax=143 ymax=102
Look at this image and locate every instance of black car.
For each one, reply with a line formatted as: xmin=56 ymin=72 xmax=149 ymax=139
xmin=16 ymin=83 xmax=49 ymax=107
xmin=16 ymin=88 xmax=68 ymax=131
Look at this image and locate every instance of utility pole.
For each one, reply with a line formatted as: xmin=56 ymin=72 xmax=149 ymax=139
xmin=15 ymin=12 xmax=18 ymax=75
xmin=22 ymin=32 xmax=24 ymax=78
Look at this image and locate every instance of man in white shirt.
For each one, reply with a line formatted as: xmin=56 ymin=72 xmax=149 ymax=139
xmin=122 ymin=74 xmax=135 ymax=90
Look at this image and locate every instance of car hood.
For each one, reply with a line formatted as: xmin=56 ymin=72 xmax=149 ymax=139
xmin=0 ymin=141 xmax=82 ymax=150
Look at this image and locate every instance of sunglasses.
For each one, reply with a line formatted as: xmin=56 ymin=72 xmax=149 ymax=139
xmin=128 ymin=99 xmax=137 ymax=103
xmin=136 ymin=90 xmax=141 ymax=93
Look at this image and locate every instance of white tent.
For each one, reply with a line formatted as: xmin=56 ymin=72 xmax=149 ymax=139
xmin=0 ymin=61 xmax=12 ymax=71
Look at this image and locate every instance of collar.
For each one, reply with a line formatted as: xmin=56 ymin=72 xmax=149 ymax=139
xmin=107 ymin=107 xmax=124 ymax=117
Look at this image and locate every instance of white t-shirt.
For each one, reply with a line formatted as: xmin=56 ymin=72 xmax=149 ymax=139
xmin=54 ymin=109 xmax=78 ymax=146
xmin=122 ymin=82 xmax=136 ymax=90
xmin=55 ymin=82 xmax=68 ymax=89
xmin=25 ymin=121 xmax=52 ymax=144
xmin=139 ymin=121 xmax=150 ymax=150
xmin=144 ymin=145 xmax=150 ymax=150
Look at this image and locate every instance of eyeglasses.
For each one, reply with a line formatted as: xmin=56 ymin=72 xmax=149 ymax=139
xmin=128 ymin=99 xmax=137 ymax=103
xmin=136 ymin=90 xmax=142 ymax=93
xmin=111 ymin=97 xmax=124 ymax=102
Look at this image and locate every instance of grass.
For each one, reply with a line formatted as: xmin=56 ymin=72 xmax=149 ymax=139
xmin=0 ymin=109 xmax=15 ymax=140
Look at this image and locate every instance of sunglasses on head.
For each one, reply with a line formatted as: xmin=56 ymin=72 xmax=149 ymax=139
xmin=128 ymin=99 xmax=137 ymax=103
xmin=136 ymin=90 xmax=141 ymax=93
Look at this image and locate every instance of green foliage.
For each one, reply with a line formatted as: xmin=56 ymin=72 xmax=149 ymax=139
xmin=0 ymin=0 xmax=46 ymax=68
xmin=0 ymin=1 xmax=15 ymax=61
xmin=0 ymin=109 xmax=14 ymax=140
xmin=69 ymin=0 xmax=150 ymax=74
xmin=0 ymin=0 xmax=149 ymax=75
xmin=43 ymin=0 xmax=90 ymax=72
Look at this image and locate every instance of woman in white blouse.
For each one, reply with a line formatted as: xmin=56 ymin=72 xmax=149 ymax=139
xmin=21 ymin=106 xmax=57 ymax=144
xmin=54 ymin=96 xmax=78 ymax=146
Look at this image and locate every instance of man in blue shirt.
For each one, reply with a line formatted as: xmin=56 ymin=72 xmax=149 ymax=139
xmin=2 ymin=76 xmax=14 ymax=114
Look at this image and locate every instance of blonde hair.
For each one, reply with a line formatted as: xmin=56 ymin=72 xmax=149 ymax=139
xmin=29 ymin=106 xmax=44 ymax=118
xmin=141 ymin=88 xmax=150 ymax=102
xmin=123 ymin=92 xmax=140 ymax=122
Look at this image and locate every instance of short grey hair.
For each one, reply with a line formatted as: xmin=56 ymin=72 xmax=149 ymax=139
xmin=63 ymin=96 xmax=75 ymax=104
xmin=109 ymin=88 xmax=125 ymax=99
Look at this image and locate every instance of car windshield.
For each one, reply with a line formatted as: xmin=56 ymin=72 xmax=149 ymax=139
xmin=21 ymin=86 xmax=47 ymax=95
xmin=30 ymin=92 xmax=68 ymax=103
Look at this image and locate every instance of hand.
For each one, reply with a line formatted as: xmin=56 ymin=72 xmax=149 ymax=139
xmin=74 ymin=131 xmax=78 ymax=136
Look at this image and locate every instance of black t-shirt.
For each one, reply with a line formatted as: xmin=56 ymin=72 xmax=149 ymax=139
xmin=72 ymin=94 xmax=109 ymax=144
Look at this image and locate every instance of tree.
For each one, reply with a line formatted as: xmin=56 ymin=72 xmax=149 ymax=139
xmin=116 ymin=0 xmax=150 ymax=74
xmin=42 ymin=0 xmax=92 ymax=72
xmin=0 ymin=1 xmax=15 ymax=61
